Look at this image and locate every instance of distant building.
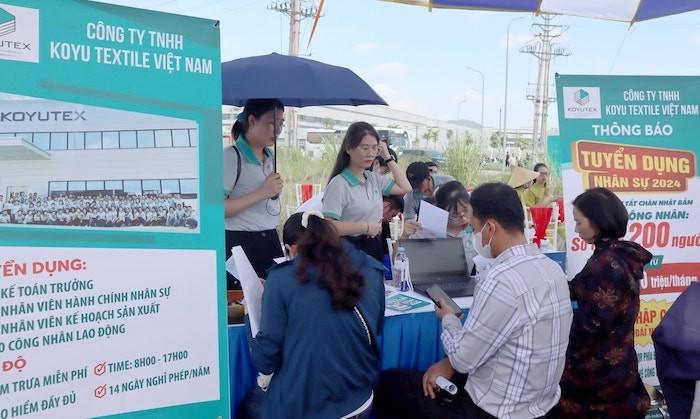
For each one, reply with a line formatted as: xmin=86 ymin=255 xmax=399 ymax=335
xmin=221 ymin=104 xmax=487 ymax=154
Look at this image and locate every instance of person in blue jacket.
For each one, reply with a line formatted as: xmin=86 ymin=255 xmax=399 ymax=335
xmin=249 ymin=210 xmax=385 ymax=419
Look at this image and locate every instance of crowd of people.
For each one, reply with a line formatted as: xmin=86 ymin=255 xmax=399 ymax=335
xmin=0 ymin=192 xmax=198 ymax=229
xmin=227 ymin=99 xmax=654 ymax=419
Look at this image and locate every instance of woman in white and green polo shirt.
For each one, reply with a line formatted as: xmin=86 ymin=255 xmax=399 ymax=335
xmin=224 ymin=99 xmax=285 ymax=289
xmin=323 ymin=122 xmax=411 ymax=262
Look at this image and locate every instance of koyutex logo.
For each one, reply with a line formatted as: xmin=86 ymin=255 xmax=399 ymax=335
xmin=574 ymin=89 xmax=590 ymax=106
xmin=0 ymin=7 xmax=16 ymax=37
xmin=563 ymin=86 xmax=601 ymax=119
xmin=0 ymin=3 xmax=39 ymax=63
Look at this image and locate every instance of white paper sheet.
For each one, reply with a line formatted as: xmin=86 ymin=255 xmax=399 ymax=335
xmin=295 ymin=191 xmax=324 ymax=213
xmin=417 ymin=200 xmax=448 ymax=238
xmin=228 ymin=246 xmax=265 ymax=337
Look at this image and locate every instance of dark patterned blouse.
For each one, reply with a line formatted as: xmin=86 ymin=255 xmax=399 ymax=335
xmin=548 ymin=238 xmax=652 ymax=418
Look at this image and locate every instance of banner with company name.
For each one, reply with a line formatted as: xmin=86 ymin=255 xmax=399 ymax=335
xmin=0 ymin=1 xmax=227 ymax=418
xmin=555 ymin=75 xmax=700 ymax=389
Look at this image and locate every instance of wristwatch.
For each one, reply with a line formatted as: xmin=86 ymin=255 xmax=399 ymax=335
xmin=384 ymin=156 xmax=395 ymax=163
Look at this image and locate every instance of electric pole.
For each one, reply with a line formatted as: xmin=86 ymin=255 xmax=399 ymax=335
xmin=268 ymin=1 xmax=320 ymax=147
xmin=521 ymin=14 xmax=570 ymax=165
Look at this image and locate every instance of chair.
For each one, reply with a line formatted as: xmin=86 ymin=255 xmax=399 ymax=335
xmin=526 ymin=203 xmax=565 ymax=252
xmin=295 ymin=183 xmax=322 ymax=207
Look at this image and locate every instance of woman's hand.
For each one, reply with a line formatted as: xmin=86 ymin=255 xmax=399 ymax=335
xmin=367 ymin=221 xmax=383 ymax=237
xmin=378 ymin=140 xmax=391 ymax=160
xmin=402 ymin=220 xmax=422 ymax=237
xmin=258 ymin=173 xmax=283 ymax=199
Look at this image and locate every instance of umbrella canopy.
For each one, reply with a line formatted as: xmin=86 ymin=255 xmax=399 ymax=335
xmin=221 ymin=53 xmax=387 ymax=107
xmin=383 ymin=0 xmax=700 ymax=24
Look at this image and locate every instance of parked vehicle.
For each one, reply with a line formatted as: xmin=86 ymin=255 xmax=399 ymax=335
xmin=400 ymin=149 xmax=446 ymax=167
xmin=376 ymin=128 xmax=410 ymax=152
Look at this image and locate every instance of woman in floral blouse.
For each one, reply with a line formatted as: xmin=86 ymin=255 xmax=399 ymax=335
xmin=548 ymin=188 xmax=651 ymax=418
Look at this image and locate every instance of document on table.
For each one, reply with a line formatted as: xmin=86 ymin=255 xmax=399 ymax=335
xmin=417 ymin=200 xmax=448 ymax=238
xmin=227 ymin=246 xmax=264 ymax=337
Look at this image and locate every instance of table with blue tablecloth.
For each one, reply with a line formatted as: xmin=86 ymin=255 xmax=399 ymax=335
xmin=228 ymin=290 xmax=473 ymax=418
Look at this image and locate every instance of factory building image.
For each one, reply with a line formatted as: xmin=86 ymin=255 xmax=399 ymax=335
xmin=0 ymin=94 xmax=200 ymax=232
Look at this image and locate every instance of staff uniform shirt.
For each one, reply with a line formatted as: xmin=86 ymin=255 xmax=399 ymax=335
xmin=402 ymin=174 xmax=455 ymax=220
xmin=441 ymin=243 xmax=573 ymax=419
xmin=322 ymin=169 xmax=394 ymax=236
xmin=223 ymin=136 xmax=278 ymax=231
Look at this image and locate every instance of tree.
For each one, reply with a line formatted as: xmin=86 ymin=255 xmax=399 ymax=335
xmin=489 ymin=131 xmax=503 ymax=149
xmin=446 ymin=129 xmax=454 ymax=143
xmin=322 ymin=117 xmax=335 ymax=130
xmin=431 ymin=130 xmax=440 ymax=150
xmin=460 ymin=131 xmax=474 ymax=145
xmin=422 ymin=128 xmax=439 ymax=149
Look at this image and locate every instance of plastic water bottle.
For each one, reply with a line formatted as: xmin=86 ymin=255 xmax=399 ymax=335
xmin=392 ymin=247 xmax=407 ymax=289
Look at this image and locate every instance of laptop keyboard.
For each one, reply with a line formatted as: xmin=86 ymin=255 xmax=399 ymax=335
xmin=416 ymin=282 xmax=471 ymax=292
xmin=433 ymin=282 xmax=471 ymax=290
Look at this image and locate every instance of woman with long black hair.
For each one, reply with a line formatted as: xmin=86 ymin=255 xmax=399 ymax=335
xmin=322 ymin=121 xmax=411 ymax=262
xmin=250 ymin=211 xmax=385 ymax=418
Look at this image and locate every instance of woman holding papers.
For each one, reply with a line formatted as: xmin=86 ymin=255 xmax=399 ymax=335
xmin=249 ymin=211 xmax=385 ymax=419
xmin=323 ymin=121 xmax=411 ymax=262
xmin=410 ymin=181 xmax=477 ymax=274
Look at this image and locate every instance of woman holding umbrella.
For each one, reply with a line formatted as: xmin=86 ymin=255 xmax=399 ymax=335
xmin=224 ymin=99 xmax=285 ymax=288
xmin=322 ymin=121 xmax=411 ymax=262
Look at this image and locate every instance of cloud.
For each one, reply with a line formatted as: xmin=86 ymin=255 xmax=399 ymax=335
xmin=370 ymin=62 xmax=408 ymax=76
xmin=372 ymin=83 xmax=419 ymax=113
xmin=352 ymin=42 xmax=379 ymax=54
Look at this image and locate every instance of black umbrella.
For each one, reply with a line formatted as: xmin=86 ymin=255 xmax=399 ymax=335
xmin=222 ymin=53 xmax=387 ymax=107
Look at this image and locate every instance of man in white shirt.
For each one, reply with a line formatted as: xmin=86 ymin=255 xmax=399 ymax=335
xmin=376 ymin=182 xmax=572 ymax=419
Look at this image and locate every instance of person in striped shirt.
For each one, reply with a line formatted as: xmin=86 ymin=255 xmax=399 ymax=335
xmin=376 ymin=182 xmax=572 ymax=419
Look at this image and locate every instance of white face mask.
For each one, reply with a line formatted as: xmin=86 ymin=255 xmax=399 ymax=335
xmin=472 ymin=223 xmax=494 ymax=259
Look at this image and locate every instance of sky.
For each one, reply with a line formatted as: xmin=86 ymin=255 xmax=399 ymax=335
xmin=101 ymin=0 xmax=700 ymax=131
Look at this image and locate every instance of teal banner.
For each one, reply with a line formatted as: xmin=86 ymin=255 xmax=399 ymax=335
xmin=556 ymin=74 xmax=700 ymax=387
xmin=0 ymin=0 xmax=228 ymax=417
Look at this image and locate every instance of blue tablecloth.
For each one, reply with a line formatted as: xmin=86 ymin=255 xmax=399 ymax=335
xmin=228 ymin=308 xmax=469 ymax=418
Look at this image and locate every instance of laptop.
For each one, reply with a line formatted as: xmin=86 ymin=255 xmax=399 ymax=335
xmin=400 ymin=237 xmax=476 ymax=298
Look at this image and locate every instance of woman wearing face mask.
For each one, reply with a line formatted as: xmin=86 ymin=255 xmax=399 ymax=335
xmin=410 ymin=180 xmax=477 ymax=275
xmin=248 ymin=211 xmax=385 ymax=419
xmin=548 ymin=188 xmax=651 ymax=418
xmin=224 ymin=99 xmax=285 ymax=289
xmin=323 ymin=122 xmax=411 ymax=262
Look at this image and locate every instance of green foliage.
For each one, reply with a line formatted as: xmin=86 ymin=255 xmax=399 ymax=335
xmin=489 ymin=131 xmax=503 ymax=149
xmin=444 ymin=132 xmax=500 ymax=188
xmin=272 ymin=131 xmax=558 ymax=229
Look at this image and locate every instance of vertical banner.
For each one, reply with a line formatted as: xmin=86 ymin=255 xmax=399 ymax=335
xmin=556 ymin=75 xmax=699 ymax=387
xmin=0 ymin=1 xmax=228 ymax=418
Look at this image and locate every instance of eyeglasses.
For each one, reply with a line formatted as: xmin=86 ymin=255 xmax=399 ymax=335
xmin=357 ymin=145 xmax=379 ymax=155
xmin=448 ymin=211 xmax=471 ymax=222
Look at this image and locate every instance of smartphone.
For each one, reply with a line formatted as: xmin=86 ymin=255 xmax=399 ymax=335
xmin=425 ymin=284 xmax=462 ymax=315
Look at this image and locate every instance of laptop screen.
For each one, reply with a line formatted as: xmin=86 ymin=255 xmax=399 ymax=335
xmin=400 ymin=238 xmax=468 ymax=284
